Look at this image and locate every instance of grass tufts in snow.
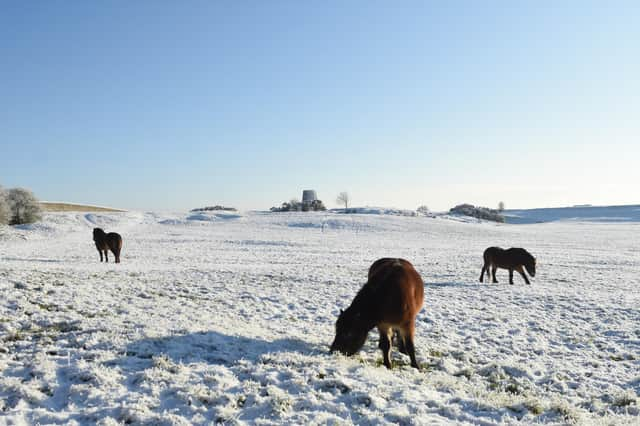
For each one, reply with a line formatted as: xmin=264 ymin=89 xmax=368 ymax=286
xmin=549 ymin=400 xmax=583 ymax=425
xmin=523 ymin=398 xmax=545 ymax=415
xmin=613 ymin=390 xmax=638 ymax=408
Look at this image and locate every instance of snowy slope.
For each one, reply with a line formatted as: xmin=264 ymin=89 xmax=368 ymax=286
xmin=1 ymin=211 xmax=639 ymax=425
xmin=504 ymin=205 xmax=640 ymax=224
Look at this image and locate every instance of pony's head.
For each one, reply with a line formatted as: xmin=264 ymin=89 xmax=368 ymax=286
xmin=525 ymin=256 xmax=536 ymax=277
xmin=330 ymin=307 xmax=368 ymax=356
xmin=93 ymin=228 xmax=105 ymax=241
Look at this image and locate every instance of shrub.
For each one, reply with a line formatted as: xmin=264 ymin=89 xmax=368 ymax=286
xmin=417 ymin=205 xmax=436 ymax=217
xmin=449 ymin=203 xmax=505 ymax=223
xmin=270 ymin=201 xmax=297 ymax=212
xmin=8 ymin=187 xmax=42 ymax=225
xmin=191 ymin=205 xmax=237 ymax=212
xmin=310 ymin=200 xmax=326 ymax=211
xmin=270 ymin=198 xmax=326 ymax=212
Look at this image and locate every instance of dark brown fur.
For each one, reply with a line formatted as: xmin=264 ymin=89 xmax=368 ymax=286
xmin=93 ymin=228 xmax=123 ymax=263
xmin=479 ymin=247 xmax=536 ymax=285
xmin=330 ymin=258 xmax=424 ymax=369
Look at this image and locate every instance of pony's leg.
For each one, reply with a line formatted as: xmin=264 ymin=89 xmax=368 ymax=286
xmin=516 ymin=266 xmax=530 ymax=284
xmin=113 ymin=248 xmax=120 ymax=264
xmin=377 ymin=325 xmax=393 ymax=369
xmin=399 ymin=323 xmax=420 ymax=369
xmin=98 ymin=249 xmax=103 ymax=262
xmin=104 ymin=250 xmax=108 ymax=263
xmin=479 ymin=265 xmax=486 ymax=282
xmin=509 ymin=269 xmax=514 ymax=285
xmin=491 ymin=265 xmax=498 ymax=283
xmin=395 ymin=331 xmax=408 ymax=354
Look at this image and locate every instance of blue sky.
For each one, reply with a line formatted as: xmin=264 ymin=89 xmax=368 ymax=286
xmin=1 ymin=1 xmax=639 ymax=211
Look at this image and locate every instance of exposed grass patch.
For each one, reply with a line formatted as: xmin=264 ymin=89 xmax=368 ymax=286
xmin=453 ymin=367 xmax=474 ymax=379
xmin=267 ymin=385 xmax=292 ymax=413
xmin=428 ymin=348 xmax=447 ymax=358
xmin=476 ymin=389 xmax=524 ymax=412
xmin=505 ymin=383 xmax=525 ymax=395
xmin=4 ymin=331 xmax=24 ymax=342
xmin=40 ymin=202 xmax=125 ymax=212
xmin=550 ymin=400 xmax=582 ymax=424
xmin=13 ymin=281 xmax=27 ymax=290
xmin=2 ymin=321 xmax=81 ymax=343
xmin=77 ymin=309 xmax=110 ymax=319
xmin=33 ymin=302 xmax=62 ymax=312
xmin=612 ymin=390 xmax=638 ymax=408
xmin=420 ymin=362 xmax=438 ymax=372
xmin=523 ymin=398 xmax=545 ymax=415
xmin=46 ymin=321 xmax=82 ymax=333
xmin=152 ymin=354 xmax=182 ymax=374
xmin=236 ymin=395 xmax=246 ymax=408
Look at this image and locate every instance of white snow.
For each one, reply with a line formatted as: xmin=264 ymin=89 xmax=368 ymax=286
xmin=1 ymin=211 xmax=639 ymax=424
xmin=504 ymin=205 xmax=640 ymax=224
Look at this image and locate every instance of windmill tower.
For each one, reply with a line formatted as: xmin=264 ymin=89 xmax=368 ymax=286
xmin=301 ymin=190 xmax=318 ymax=207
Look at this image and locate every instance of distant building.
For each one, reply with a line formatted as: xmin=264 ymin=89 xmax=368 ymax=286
xmin=302 ymin=190 xmax=318 ymax=206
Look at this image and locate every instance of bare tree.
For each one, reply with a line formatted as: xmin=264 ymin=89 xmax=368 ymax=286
xmin=8 ymin=187 xmax=42 ymax=225
xmin=336 ymin=192 xmax=350 ymax=209
xmin=0 ymin=186 xmax=9 ymax=225
xmin=416 ymin=205 xmax=430 ymax=215
xmin=498 ymin=201 xmax=505 ymax=212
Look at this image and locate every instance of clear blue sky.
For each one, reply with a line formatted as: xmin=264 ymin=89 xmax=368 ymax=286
xmin=2 ymin=1 xmax=639 ymax=211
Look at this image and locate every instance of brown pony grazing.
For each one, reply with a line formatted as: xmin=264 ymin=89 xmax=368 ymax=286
xmin=479 ymin=247 xmax=536 ymax=285
xmin=93 ymin=228 xmax=123 ymax=263
xmin=330 ymin=258 xmax=424 ymax=369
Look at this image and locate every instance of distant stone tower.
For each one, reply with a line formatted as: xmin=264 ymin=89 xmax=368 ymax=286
xmin=302 ymin=190 xmax=318 ymax=205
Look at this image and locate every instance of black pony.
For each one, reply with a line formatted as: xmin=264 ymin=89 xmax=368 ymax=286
xmin=93 ymin=228 xmax=123 ymax=263
xmin=479 ymin=247 xmax=536 ymax=284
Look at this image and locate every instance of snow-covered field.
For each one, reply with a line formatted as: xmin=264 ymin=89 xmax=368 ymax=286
xmin=504 ymin=205 xmax=640 ymax=224
xmin=1 ymin=211 xmax=639 ymax=425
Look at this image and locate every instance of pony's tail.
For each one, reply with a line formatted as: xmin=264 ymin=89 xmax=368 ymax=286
xmin=115 ymin=237 xmax=123 ymax=263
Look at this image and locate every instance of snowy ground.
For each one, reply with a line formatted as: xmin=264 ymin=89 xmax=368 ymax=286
xmin=1 ymin=211 xmax=639 ymax=425
xmin=504 ymin=205 xmax=640 ymax=224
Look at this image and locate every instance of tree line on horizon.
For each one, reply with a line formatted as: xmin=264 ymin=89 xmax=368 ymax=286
xmin=0 ymin=184 xmax=507 ymax=225
xmin=268 ymin=190 xmax=506 ymax=222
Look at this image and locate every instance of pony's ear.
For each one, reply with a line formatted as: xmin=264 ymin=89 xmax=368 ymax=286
xmin=340 ymin=309 xmax=343 ymax=314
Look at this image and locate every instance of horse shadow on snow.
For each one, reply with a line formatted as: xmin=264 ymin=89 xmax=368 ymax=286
xmin=429 ymin=281 xmax=481 ymax=288
xmin=122 ymin=330 xmax=323 ymax=367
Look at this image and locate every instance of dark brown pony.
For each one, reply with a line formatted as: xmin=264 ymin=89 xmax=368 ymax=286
xmin=330 ymin=258 xmax=424 ymax=369
xmin=93 ymin=228 xmax=123 ymax=263
xmin=479 ymin=247 xmax=536 ymax=284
